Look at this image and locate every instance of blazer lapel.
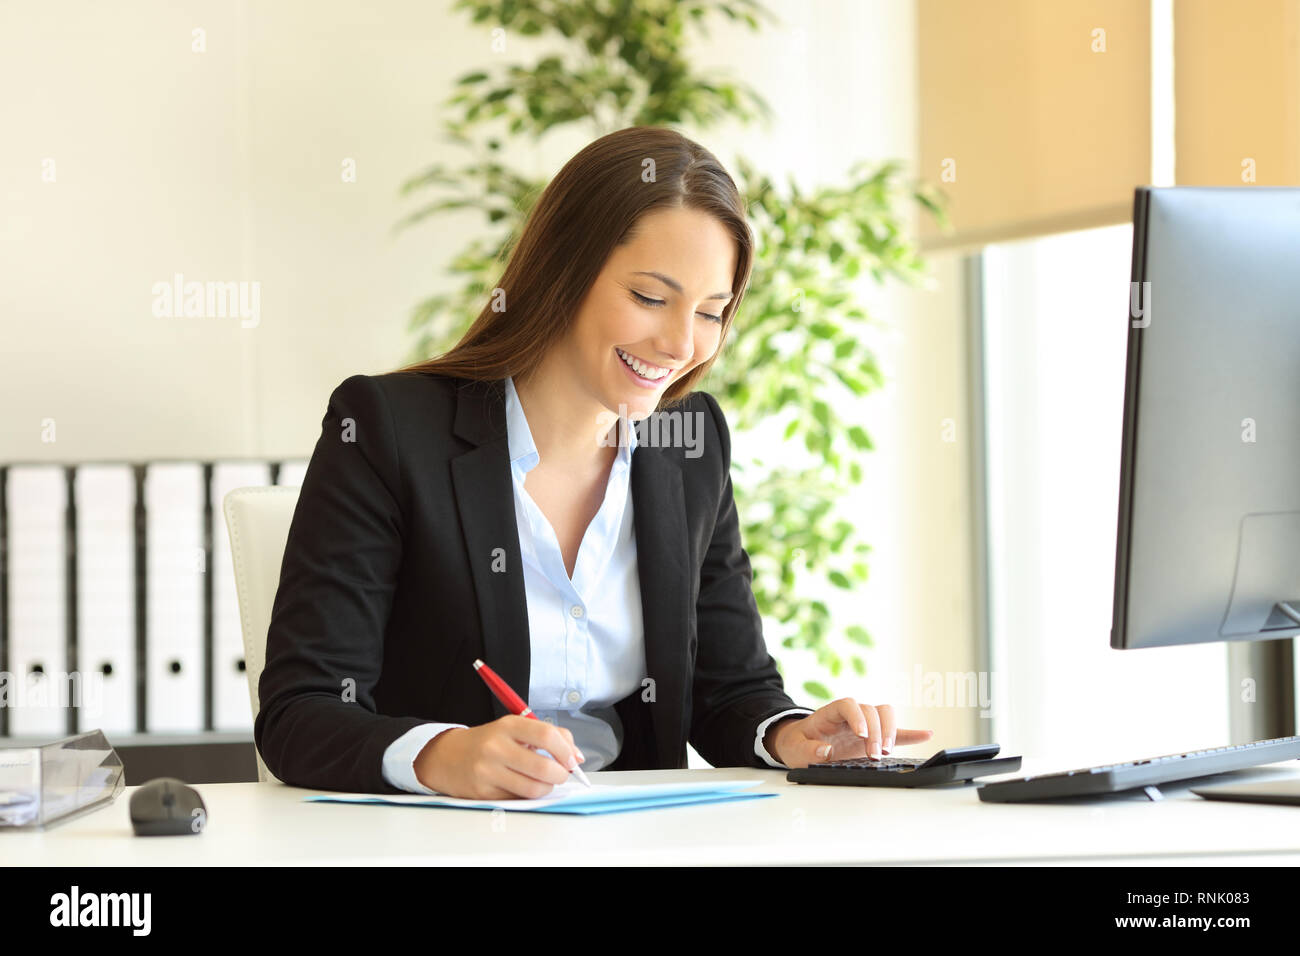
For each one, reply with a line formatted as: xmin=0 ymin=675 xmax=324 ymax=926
xmin=629 ymin=445 xmax=690 ymax=769
xmin=449 ymin=378 xmax=531 ymax=719
xmin=449 ymin=377 xmax=691 ymax=768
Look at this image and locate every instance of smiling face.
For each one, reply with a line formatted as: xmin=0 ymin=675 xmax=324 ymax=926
xmin=559 ymin=204 xmax=737 ymax=421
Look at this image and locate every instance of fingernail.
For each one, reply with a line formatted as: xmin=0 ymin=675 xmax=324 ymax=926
xmin=884 ymin=736 xmax=895 ymax=753
xmin=857 ymin=727 xmax=870 ymax=739
xmin=575 ymin=749 xmax=585 ymax=762
xmin=817 ymin=745 xmax=832 ymax=758
xmin=566 ymin=757 xmax=578 ymax=770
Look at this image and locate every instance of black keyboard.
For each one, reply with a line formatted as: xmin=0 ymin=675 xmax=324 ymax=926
xmin=977 ymin=735 xmax=1300 ymax=802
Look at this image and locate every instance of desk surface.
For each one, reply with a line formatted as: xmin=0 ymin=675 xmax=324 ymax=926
xmin=7 ymin=762 xmax=1300 ymax=866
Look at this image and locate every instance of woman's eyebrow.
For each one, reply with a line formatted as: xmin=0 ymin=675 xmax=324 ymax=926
xmin=632 ymin=270 xmax=733 ymax=302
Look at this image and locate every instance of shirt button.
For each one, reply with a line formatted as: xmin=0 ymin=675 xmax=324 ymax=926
xmin=567 ymin=691 xmax=580 ymax=704
xmin=570 ymin=605 xmax=584 ymax=618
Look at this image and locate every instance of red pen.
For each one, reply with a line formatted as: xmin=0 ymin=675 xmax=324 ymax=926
xmin=473 ymin=659 xmax=592 ymax=787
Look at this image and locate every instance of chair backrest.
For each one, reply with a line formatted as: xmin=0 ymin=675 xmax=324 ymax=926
xmin=222 ymin=485 xmax=300 ymax=784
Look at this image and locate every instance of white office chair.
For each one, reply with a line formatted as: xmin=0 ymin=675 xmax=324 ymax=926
xmin=222 ymin=485 xmax=300 ymax=784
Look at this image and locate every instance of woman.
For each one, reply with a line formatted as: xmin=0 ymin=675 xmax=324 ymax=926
xmin=255 ymin=126 xmax=932 ymax=798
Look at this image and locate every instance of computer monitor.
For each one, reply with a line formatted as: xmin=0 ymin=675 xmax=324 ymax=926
xmin=1112 ymin=185 xmax=1300 ymax=652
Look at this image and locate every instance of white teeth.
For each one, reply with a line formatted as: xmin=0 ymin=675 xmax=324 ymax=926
xmin=617 ymin=347 xmax=668 ymax=380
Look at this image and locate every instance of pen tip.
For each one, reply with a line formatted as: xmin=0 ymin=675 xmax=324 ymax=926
xmin=472 ymin=659 xmax=483 ymax=669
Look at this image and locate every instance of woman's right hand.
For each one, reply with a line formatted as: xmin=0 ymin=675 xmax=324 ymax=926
xmin=413 ymin=715 xmax=586 ymax=799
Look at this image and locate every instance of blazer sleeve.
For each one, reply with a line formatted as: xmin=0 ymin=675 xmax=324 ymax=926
xmin=688 ymin=391 xmax=809 ymax=768
xmin=254 ymin=373 xmax=431 ymax=793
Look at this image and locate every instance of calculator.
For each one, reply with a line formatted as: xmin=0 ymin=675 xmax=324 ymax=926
xmin=786 ymin=744 xmax=1022 ymax=787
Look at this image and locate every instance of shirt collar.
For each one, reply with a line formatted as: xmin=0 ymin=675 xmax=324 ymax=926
xmin=503 ymin=375 xmax=637 ymax=476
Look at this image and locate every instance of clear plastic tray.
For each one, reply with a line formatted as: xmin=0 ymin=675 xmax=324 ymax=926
xmin=0 ymin=729 xmax=125 ymax=830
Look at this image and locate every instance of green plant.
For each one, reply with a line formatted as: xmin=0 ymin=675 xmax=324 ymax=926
xmin=396 ymin=0 xmax=948 ymax=700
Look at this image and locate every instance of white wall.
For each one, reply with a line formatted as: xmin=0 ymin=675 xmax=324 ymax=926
xmin=1 ymin=0 xmax=478 ymax=460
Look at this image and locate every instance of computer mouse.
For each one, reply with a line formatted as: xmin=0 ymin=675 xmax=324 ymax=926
xmin=129 ymin=777 xmax=207 ymax=836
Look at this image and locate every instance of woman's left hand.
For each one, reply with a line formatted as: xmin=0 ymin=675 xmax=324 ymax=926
xmin=768 ymin=698 xmax=934 ymax=768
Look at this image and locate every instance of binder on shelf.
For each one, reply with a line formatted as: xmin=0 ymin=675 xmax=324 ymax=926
xmin=74 ymin=464 xmax=136 ymax=737
xmin=211 ymin=462 xmax=270 ymax=730
xmin=144 ymin=463 xmax=204 ymax=733
xmin=7 ymin=466 xmax=68 ymax=739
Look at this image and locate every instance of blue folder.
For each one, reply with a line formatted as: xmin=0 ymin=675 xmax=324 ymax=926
xmin=304 ymin=778 xmax=776 ymax=815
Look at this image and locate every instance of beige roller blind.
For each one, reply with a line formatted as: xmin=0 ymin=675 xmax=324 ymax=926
xmin=1175 ymin=0 xmax=1300 ymax=185
xmin=918 ymin=0 xmax=1152 ymax=253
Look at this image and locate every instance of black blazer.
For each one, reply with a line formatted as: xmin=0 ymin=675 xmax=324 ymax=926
xmin=255 ymin=371 xmax=807 ymax=793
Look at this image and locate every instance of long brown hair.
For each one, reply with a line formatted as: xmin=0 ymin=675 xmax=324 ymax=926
xmin=394 ymin=126 xmax=753 ymax=412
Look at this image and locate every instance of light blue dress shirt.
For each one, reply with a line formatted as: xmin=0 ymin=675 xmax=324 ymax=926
xmin=381 ymin=376 xmax=812 ymax=793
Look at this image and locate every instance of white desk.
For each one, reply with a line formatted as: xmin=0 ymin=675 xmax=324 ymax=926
xmin=7 ymin=762 xmax=1300 ymax=866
